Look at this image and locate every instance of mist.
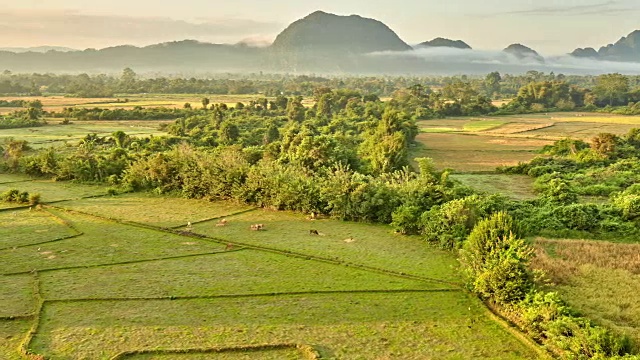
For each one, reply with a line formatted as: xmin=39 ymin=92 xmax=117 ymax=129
xmin=370 ymin=47 xmax=640 ymax=75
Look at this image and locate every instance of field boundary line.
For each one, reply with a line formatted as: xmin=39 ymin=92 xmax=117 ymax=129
xmin=169 ymin=207 xmax=259 ymax=229
xmin=0 ymin=179 xmax=36 ymax=185
xmin=0 ymin=233 xmax=83 ymax=252
xmin=0 ymin=205 xmax=32 ymax=213
xmin=46 ymin=206 xmax=462 ymax=287
xmin=110 ymin=343 xmax=321 ymax=360
xmin=1 ymin=250 xmax=243 ymax=277
xmin=45 ymin=288 xmax=461 ymax=303
xmin=17 ymin=273 xmax=46 ymax=360
xmin=0 ymin=314 xmax=35 ymax=321
xmin=482 ymin=302 xmax=553 ymax=360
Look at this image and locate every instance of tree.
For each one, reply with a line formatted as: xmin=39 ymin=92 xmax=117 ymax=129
xmin=26 ymin=107 xmax=41 ymax=120
xmin=120 ymin=68 xmax=137 ymax=92
xmin=286 ymin=96 xmax=306 ymax=122
xmin=460 ymin=212 xmax=533 ymax=305
xmin=201 ymin=97 xmax=210 ymax=110
xmin=220 ymin=122 xmax=240 ymax=145
xmin=316 ymin=93 xmax=333 ymax=118
xmin=594 ymin=73 xmax=629 ymax=106
xmin=485 ymin=72 xmax=502 ymax=97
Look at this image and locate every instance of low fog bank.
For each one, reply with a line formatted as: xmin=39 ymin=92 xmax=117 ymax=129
xmin=370 ymin=47 xmax=640 ymax=75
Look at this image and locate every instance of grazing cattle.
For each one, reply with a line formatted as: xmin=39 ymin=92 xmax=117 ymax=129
xmin=309 ymin=229 xmax=319 ymax=235
xmin=216 ymin=219 xmax=228 ymax=227
xmin=250 ymin=224 xmax=265 ymax=231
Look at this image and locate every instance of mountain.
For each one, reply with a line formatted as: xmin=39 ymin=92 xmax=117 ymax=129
xmin=503 ymin=44 xmax=544 ymax=62
xmin=597 ymin=30 xmax=640 ymax=61
xmin=0 ymin=40 xmax=265 ymax=73
xmin=570 ymin=47 xmax=599 ymax=58
xmin=417 ymin=38 xmax=471 ymax=49
xmin=0 ymin=46 xmax=77 ymax=53
xmin=271 ymin=11 xmax=411 ymax=54
xmin=569 ymin=30 xmax=640 ymax=62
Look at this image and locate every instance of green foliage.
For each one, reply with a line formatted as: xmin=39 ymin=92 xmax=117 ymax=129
xmin=460 ymin=212 xmax=532 ymax=305
xmin=0 ymin=189 xmax=32 ymax=204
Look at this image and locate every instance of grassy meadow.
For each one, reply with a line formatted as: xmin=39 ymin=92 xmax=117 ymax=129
xmin=414 ymin=113 xmax=640 ymax=173
xmin=0 ymin=173 xmax=542 ymax=359
xmin=532 ymin=239 xmax=640 ymax=349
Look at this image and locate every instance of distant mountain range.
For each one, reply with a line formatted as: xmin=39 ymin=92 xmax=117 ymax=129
xmin=0 ymin=46 xmax=77 ymax=53
xmin=417 ymin=38 xmax=471 ymax=50
xmin=0 ymin=11 xmax=639 ymax=75
xmin=571 ymin=30 xmax=640 ymax=62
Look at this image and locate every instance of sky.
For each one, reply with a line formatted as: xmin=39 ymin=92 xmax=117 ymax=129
xmin=1 ymin=0 xmax=640 ymax=54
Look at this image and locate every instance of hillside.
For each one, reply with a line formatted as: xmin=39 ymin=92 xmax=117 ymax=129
xmin=271 ymin=11 xmax=411 ymax=54
xmin=570 ymin=47 xmax=599 ymax=58
xmin=597 ymin=30 xmax=640 ymax=61
xmin=0 ymin=40 xmax=265 ymax=73
xmin=417 ymin=38 xmax=472 ymax=49
xmin=503 ymin=43 xmax=544 ymax=62
xmin=570 ymin=30 xmax=640 ymax=62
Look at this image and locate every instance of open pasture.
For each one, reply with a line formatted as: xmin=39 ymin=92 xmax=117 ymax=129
xmin=0 ymin=176 xmax=111 ymax=203
xmin=411 ymin=132 xmax=550 ymax=172
xmin=532 ymin=238 xmax=640 ymax=347
xmin=0 ymin=183 xmax=543 ymax=359
xmin=0 ymin=209 xmax=78 ymax=249
xmin=451 ymin=174 xmax=536 ymax=200
xmin=31 ymin=293 xmax=536 ymax=360
xmin=57 ymin=193 xmax=254 ymax=228
xmin=0 ymin=120 xmax=169 ymax=148
xmin=189 ymin=209 xmax=461 ymax=283
xmin=415 ymin=112 xmax=640 ymax=172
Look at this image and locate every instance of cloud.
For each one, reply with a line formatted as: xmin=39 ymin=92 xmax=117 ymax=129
xmin=0 ymin=10 xmax=282 ymax=48
xmin=499 ymin=1 xmax=638 ymax=16
xmin=370 ymin=47 xmax=640 ymax=75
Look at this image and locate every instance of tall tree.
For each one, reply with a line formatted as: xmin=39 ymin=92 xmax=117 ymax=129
xmin=594 ymin=73 xmax=629 ymax=106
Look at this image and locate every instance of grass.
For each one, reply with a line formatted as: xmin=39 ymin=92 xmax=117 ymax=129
xmin=57 ymin=193 xmax=254 ymax=228
xmin=411 ymin=133 xmax=550 ymax=172
xmin=31 ymin=293 xmax=538 ymax=359
xmin=39 ymin=250 xmax=441 ymax=300
xmin=0 ymin=182 xmax=545 ymax=359
xmin=0 ymin=320 xmax=31 ymax=360
xmin=125 ymin=350 xmax=306 ymax=359
xmin=451 ymin=174 xmax=536 ymax=200
xmin=463 ymin=120 xmax=506 ymax=132
xmin=412 ymin=112 xmax=640 ymax=172
xmin=189 ymin=209 xmax=461 ymax=283
xmin=0 ymin=274 xmax=35 ymax=317
xmin=0 ymin=120 xmax=168 ymax=148
xmin=0 ymin=209 xmax=225 ymax=275
xmin=0 ymin=178 xmax=110 ymax=203
xmin=532 ymin=238 xmax=640 ymax=347
xmin=0 ymin=209 xmax=78 ymax=249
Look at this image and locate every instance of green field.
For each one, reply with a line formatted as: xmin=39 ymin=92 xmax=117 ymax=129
xmin=451 ymin=174 xmax=537 ymax=200
xmin=533 ymin=239 xmax=640 ymax=349
xmin=0 ymin=173 xmax=542 ymax=359
xmin=0 ymin=120 xmax=169 ymax=148
xmin=415 ymin=113 xmax=640 ymax=172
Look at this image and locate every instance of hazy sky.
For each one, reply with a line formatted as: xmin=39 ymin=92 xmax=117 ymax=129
xmin=2 ymin=0 xmax=640 ymax=54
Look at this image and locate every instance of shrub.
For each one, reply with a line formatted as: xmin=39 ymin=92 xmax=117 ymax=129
xmin=460 ymin=212 xmax=533 ymax=305
xmin=28 ymin=193 xmax=40 ymax=205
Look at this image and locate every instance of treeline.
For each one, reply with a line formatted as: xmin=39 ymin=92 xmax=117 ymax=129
xmin=4 ymin=68 xmax=640 ymax=101
xmin=51 ymin=107 xmax=195 ymax=121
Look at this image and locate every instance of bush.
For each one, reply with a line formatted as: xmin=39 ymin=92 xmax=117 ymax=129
xmin=28 ymin=193 xmax=40 ymax=205
xmin=460 ymin=212 xmax=533 ymax=305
